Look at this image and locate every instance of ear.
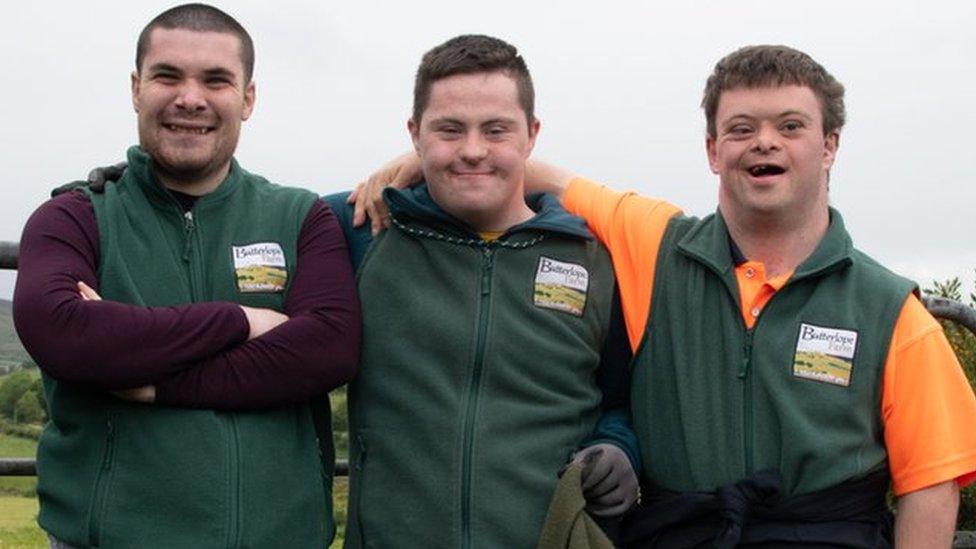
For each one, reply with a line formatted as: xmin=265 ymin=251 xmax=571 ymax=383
xmin=408 ymin=118 xmax=421 ymax=154
xmin=822 ymin=130 xmax=839 ymax=170
xmin=131 ymin=71 xmax=141 ymax=113
xmin=241 ymin=81 xmax=256 ymax=121
xmin=706 ymin=134 xmax=720 ymax=174
xmin=525 ymin=117 xmax=541 ymax=157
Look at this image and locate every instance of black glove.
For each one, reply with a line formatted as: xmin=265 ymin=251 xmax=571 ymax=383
xmin=50 ymin=161 xmax=128 ymax=197
xmin=572 ymin=443 xmax=640 ymax=517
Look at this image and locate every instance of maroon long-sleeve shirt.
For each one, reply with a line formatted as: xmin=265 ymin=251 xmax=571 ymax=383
xmin=13 ymin=189 xmax=361 ymax=410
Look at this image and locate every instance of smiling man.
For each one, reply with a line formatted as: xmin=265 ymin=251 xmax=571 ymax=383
xmin=327 ymin=35 xmax=639 ymax=548
xmin=529 ymin=45 xmax=976 ymax=548
xmin=356 ymin=44 xmax=976 ymax=548
xmin=13 ymin=4 xmax=359 ymax=548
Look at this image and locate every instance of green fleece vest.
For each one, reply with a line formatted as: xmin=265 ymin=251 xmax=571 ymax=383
xmin=632 ymin=209 xmax=915 ymax=496
xmin=346 ymin=208 xmax=615 ymax=549
xmin=37 ymin=146 xmax=330 ymax=548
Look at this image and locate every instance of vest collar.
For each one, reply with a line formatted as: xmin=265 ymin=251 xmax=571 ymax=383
xmin=677 ymin=207 xmax=854 ymax=285
xmin=124 ymin=146 xmax=242 ymax=209
xmin=383 ymin=183 xmax=593 ymax=241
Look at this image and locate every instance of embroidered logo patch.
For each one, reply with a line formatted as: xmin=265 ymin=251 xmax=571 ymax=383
xmin=232 ymin=242 xmax=287 ymax=293
xmin=793 ymin=323 xmax=858 ymax=387
xmin=533 ymin=256 xmax=589 ymax=316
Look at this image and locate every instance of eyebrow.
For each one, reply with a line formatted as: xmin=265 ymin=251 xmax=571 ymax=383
xmin=480 ymin=117 xmax=518 ymax=127
xmin=202 ymin=67 xmax=237 ymax=80
xmin=776 ymin=110 xmax=814 ymax=120
xmin=724 ymin=110 xmax=814 ymax=121
xmin=146 ymin=62 xmax=182 ymax=75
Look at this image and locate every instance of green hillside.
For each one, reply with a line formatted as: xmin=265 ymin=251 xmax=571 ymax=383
xmin=0 ymin=300 xmax=29 ymax=374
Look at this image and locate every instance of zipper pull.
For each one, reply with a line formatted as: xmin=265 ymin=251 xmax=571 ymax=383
xmin=480 ymin=247 xmax=495 ymax=296
xmin=182 ymin=211 xmax=195 ymax=262
xmin=739 ymin=330 xmax=754 ymax=379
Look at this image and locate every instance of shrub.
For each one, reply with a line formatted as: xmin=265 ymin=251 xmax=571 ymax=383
xmin=924 ymin=273 xmax=976 ymax=530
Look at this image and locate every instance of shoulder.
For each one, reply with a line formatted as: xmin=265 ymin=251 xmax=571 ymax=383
xmin=322 ymin=191 xmax=373 ymax=271
xmin=849 ymin=247 xmax=917 ymax=295
xmin=24 ymin=190 xmax=95 ymax=235
xmin=239 ymin=169 xmax=320 ymax=211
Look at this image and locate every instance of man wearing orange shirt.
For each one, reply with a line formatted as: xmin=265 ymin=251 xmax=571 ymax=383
xmin=356 ymin=45 xmax=976 ymax=547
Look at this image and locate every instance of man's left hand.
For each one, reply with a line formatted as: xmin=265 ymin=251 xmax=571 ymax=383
xmin=572 ymin=443 xmax=640 ymax=517
xmin=113 ymin=385 xmax=156 ymax=403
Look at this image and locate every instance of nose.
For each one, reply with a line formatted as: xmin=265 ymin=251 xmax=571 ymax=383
xmin=174 ymin=80 xmax=207 ymax=113
xmin=459 ymin=132 xmax=488 ymax=164
xmin=752 ymin=124 xmax=780 ymax=153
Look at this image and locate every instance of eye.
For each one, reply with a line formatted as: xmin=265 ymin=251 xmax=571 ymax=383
xmin=435 ymin=125 xmax=462 ymax=139
xmin=728 ymin=124 xmax=753 ymax=137
xmin=485 ymin=125 xmax=510 ymax=139
xmin=152 ymin=72 xmax=180 ymax=84
xmin=781 ymin=120 xmax=804 ymax=133
xmin=205 ymin=77 xmax=232 ymax=88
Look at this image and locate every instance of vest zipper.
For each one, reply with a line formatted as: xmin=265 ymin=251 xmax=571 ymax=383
xmin=741 ymin=329 xmax=755 ymax=474
xmin=461 ymin=246 xmax=495 ymax=549
xmin=182 ymin=211 xmax=195 ymax=262
xmin=225 ymin=414 xmax=242 ymax=548
xmin=181 ymin=210 xmax=203 ymax=303
xmin=88 ymin=416 xmax=116 ymax=547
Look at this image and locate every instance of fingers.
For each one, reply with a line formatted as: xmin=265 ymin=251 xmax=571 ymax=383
xmin=241 ymin=306 xmax=290 ymax=340
xmin=77 ymin=281 xmax=102 ymax=301
xmin=579 ymin=448 xmax=612 ymax=491
xmin=352 ymin=151 xmax=420 ymax=230
xmin=351 ymin=182 xmax=367 ymax=227
xmin=588 ymin=498 xmax=633 ymax=518
xmin=112 ymin=385 xmax=156 ymax=403
xmin=584 ymin=466 xmax=622 ymax=499
xmin=584 ymin=474 xmax=640 ymax=518
xmin=576 ymin=443 xmax=640 ymax=517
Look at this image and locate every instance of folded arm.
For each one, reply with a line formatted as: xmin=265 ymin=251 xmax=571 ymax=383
xmin=13 ymin=191 xmax=250 ymax=389
xmin=150 ymin=200 xmax=362 ymax=410
xmin=14 ymin=194 xmax=361 ymax=410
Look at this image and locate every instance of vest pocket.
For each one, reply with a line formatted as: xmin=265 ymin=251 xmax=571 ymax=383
xmin=87 ymin=415 xmax=117 ymax=547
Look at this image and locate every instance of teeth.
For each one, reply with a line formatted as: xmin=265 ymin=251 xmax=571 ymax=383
xmin=749 ymin=164 xmax=784 ymax=176
xmin=165 ymin=124 xmax=209 ymax=135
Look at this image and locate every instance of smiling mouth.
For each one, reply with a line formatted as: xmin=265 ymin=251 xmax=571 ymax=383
xmin=164 ymin=124 xmax=213 ymax=135
xmin=747 ymin=164 xmax=786 ymax=177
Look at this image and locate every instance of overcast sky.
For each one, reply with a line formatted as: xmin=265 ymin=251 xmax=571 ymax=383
xmin=1 ymin=1 xmax=973 ymax=299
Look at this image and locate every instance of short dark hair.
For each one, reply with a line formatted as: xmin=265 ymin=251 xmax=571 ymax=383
xmin=413 ymin=34 xmax=534 ymax=125
xmin=136 ymin=3 xmax=254 ymax=82
xmin=702 ymin=45 xmax=845 ymax=138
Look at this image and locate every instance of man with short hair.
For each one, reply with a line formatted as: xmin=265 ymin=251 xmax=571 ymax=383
xmin=358 ymin=45 xmax=976 ymax=547
xmin=327 ymin=34 xmax=639 ymax=548
xmin=14 ymin=4 xmax=359 ymax=547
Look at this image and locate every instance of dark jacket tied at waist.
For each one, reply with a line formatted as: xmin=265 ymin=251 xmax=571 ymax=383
xmin=621 ymin=469 xmax=893 ymax=548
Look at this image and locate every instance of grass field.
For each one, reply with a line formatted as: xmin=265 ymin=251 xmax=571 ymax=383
xmin=0 ymin=496 xmax=44 ymax=548
xmin=0 ymin=489 xmax=349 ymax=548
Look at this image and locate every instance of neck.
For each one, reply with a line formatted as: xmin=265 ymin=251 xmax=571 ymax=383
xmin=465 ymin=202 xmax=536 ymax=234
xmin=720 ymin=204 xmax=829 ymax=278
xmin=153 ymin=162 xmax=231 ymax=197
